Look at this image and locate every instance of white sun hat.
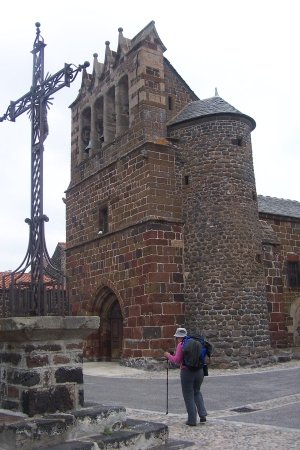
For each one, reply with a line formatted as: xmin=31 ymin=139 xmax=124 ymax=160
xmin=174 ymin=327 xmax=187 ymax=338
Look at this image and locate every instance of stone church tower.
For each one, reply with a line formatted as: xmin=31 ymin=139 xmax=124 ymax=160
xmin=66 ymin=21 xmax=273 ymax=367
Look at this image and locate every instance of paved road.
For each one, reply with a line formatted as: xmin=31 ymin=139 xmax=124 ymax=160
xmin=84 ymin=362 xmax=300 ymax=427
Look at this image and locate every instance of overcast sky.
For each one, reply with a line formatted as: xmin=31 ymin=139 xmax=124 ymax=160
xmin=0 ymin=0 xmax=299 ymax=271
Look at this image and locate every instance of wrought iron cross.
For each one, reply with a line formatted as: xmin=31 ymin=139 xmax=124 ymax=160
xmin=0 ymin=23 xmax=89 ymax=316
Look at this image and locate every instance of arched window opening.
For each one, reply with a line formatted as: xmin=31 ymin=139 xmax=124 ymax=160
xmin=105 ymin=86 xmax=116 ymax=143
xmin=94 ymin=96 xmax=104 ymax=149
xmin=81 ymin=107 xmax=91 ymax=154
xmin=116 ymin=75 xmax=129 ymax=136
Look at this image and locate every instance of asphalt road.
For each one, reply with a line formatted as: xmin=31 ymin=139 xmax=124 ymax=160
xmin=84 ymin=365 xmax=300 ymax=430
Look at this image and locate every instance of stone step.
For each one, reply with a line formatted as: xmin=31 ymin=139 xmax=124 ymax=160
xmin=0 ymin=407 xmax=197 ymax=449
xmin=38 ymin=419 xmax=168 ymax=450
xmin=0 ymin=404 xmax=126 ymax=449
xmin=71 ymin=403 xmax=126 ymax=438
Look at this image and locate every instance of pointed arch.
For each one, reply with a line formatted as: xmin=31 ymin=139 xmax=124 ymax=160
xmin=88 ymin=279 xmax=125 ymax=361
xmin=91 ymin=278 xmax=125 ymax=318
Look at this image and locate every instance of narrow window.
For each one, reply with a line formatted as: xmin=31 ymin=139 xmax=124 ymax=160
xmin=168 ymin=96 xmax=174 ymax=110
xmin=116 ymin=75 xmax=129 ymax=136
xmin=94 ymin=96 xmax=104 ymax=147
xmin=105 ymin=87 xmax=116 ymax=143
xmin=183 ymin=175 xmax=189 ymax=185
xmin=287 ymin=261 xmax=300 ymax=287
xmin=98 ymin=206 xmax=108 ymax=235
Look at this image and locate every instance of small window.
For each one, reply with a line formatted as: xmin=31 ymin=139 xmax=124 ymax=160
xmin=183 ymin=175 xmax=189 ymax=185
xmin=287 ymin=261 xmax=300 ymax=287
xmin=231 ymin=137 xmax=243 ymax=146
xmin=98 ymin=206 xmax=108 ymax=235
xmin=168 ymin=96 xmax=174 ymax=110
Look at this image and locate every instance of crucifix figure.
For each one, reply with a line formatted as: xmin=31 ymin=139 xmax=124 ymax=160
xmin=0 ymin=23 xmax=89 ymax=316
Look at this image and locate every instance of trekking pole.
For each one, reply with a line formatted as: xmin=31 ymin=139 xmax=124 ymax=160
xmin=166 ymin=359 xmax=169 ymax=414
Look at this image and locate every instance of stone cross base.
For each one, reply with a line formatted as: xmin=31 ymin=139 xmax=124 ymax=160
xmin=0 ymin=316 xmax=99 ymax=416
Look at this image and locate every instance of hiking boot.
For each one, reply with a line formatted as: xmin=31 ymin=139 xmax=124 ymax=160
xmin=200 ymin=416 xmax=207 ymax=423
xmin=185 ymin=421 xmax=197 ymax=426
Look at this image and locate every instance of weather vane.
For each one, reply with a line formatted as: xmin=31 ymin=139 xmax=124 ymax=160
xmin=0 ymin=23 xmax=89 ymax=316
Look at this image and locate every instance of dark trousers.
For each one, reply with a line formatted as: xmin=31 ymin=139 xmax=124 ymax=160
xmin=180 ymin=367 xmax=207 ymax=424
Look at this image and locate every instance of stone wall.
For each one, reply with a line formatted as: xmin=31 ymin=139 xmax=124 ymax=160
xmin=0 ymin=316 xmax=99 ymax=416
xmin=67 ymin=217 xmax=185 ymax=359
xmin=260 ymin=213 xmax=300 ymax=346
xmin=66 ymin=142 xmax=186 ymax=359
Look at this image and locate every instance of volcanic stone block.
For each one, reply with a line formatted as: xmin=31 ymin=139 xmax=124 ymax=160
xmin=143 ymin=327 xmax=161 ymax=339
xmin=9 ymin=369 xmax=40 ymax=387
xmin=22 ymin=386 xmax=75 ymax=416
xmin=0 ymin=352 xmax=22 ymax=365
xmin=55 ymin=367 xmax=83 ymax=384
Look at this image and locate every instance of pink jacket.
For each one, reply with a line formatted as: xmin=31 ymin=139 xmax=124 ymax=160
xmin=167 ymin=341 xmax=187 ymax=369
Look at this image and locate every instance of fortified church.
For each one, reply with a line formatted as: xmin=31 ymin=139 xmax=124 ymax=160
xmin=66 ymin=21 xmax=300 ymax=368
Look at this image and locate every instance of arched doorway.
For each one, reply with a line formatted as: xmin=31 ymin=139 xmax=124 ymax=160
xmin=290 ymin=297 xmax=300 ymax=346
xmin=108 ymin=301 xmax=123 ymax=360
xmin=93 ymin=287 xmax=123 ymax=361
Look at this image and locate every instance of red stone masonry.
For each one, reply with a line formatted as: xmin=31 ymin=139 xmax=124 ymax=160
xmin=260 ymin=213 xmax=300 ymax=347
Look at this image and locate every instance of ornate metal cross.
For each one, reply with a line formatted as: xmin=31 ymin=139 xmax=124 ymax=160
xmin=0 ymin=23 xmax=89 ymax=316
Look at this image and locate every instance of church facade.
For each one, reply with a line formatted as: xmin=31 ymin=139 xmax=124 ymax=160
xmin=65 ymin=22 xmax=300 ymax=367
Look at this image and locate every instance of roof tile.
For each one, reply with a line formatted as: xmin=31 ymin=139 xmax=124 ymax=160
xmin=168 ymin=96 xmax=255 ymax=129
xmin=258 ymin=195 xmax=300 ymax=219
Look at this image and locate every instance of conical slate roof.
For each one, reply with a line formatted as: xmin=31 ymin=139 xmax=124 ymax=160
xmin=168 ymin=95 xmax=256 ymax=130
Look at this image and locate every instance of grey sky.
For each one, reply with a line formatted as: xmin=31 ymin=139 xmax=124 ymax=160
xmin=0 ymin=0 xmax=299 ymax=270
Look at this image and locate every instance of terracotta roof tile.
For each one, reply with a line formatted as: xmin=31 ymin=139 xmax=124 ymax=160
xmin=0 ymin=272 xmax=54 ymax=289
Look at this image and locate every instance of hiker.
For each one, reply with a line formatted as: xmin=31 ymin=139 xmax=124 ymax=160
xmin=164 ymin=327 xmax=207 ymax=426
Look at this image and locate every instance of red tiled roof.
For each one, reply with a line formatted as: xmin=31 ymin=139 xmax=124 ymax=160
xmin=0 ymin=272 xmax=54 ymax=289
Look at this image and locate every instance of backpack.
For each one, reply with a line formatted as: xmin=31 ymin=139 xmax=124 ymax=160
xmin=199 ymin=337 xmax=214 ymax=359
xmin=183 ymin=335 xmax=214 ymax=371
xmin=182 ymin=336 xmax=203 ymax=370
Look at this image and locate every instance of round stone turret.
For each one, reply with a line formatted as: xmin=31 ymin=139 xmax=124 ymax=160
xmin=168 ymin=96 xmax=273 ymax=368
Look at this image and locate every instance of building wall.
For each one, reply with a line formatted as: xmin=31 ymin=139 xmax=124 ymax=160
xmin=66 ymin=141 xmax=186 ymax=359
xmin=260 ymin=213 xmax=300 ymax=347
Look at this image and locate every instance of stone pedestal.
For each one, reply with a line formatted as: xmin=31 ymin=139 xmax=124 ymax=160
xmin=0 ymin=316 xmax=99 ymax=416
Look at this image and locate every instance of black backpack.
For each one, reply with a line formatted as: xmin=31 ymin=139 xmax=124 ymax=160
xmin=182 ymin=335 xmax=214 ymax=371
xmin=182 ymin=336 xmax=203 ymax=370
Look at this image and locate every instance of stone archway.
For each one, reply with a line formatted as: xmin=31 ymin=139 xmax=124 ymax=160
xmin=290 ymin=297 xmax=300 ymax=346
xmin=92 ymin=286 xmax=124 ymax=361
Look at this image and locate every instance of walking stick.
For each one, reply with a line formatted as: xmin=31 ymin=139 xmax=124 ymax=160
xmin=166 ymin=359 xmax=169 ymax=414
